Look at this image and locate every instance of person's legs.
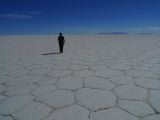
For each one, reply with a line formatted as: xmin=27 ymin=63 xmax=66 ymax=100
xmin=59 ymin=43 xmax=61 ymax=53
xmin=59 ymin=43 xmax=64 ymax=53
xmin=61 ymin=43 xmax=64 ymax=53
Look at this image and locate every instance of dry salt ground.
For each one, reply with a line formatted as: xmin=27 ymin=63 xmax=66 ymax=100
xmin=0 ymin=35 xmax=160 ymax=120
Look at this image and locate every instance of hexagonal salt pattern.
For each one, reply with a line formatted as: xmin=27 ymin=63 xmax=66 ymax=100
xmin=4 ymin=84 xmax=37 ymax=96
xmin=1 ymin=35 xmax=160 ymax=120
xmin=92 ymin=107 xmax=140 ymax=120
xmin=0 ymin=84 xmax=6 ymax=93
xmin=32 ymin=85 xmax=57 ymax=96
xmin=4 ymin=75 xmax=44 ymax=86
xmin=89 ymin=65 xmax=108 ymax=71
xmin=142 ymin=114 xmax=160 ymax=120
xmin=95 ymin=69 xmax=124 ymax=78
xmin=149 ymin=90 xmax=160 ymax=112
xmin=0 ymin=115 xmax=13 ymax=120
xmin=84 ymin=77 xmax=115 ymax=90
xmin=0 ymin=95 xmax=33 ymax=114
xmin=118 ymin=100 xmax=154 ymax=117
xmin=110 ymin=63 xmax=131 ymax=70
xmin=7 ymin=69 xmax=29 ymax=77
xmin=69 ymin=65 xmax=88 ymax=70
xmin=36 ymin=77 xmax=58 ymax=85
xmin=76 ymin=88 xmax=116 ymax=111
xmin=36 ymin=90 xmax=75 ymax=108
xmin=44 ymin=105 xmax=90 ymax=120
xmin=57 ymin=77 xmax=83 ymax=90
xmin=109 ymin=75 xmax=133 ymax=85
xmin=73 ymin=70 xmax=93 ymax=78
xmin=125 ymin=70 xmax=159 ymax=79
xmin=135 ymin=78 xmax=160 ymax=89
xmin=29 ymin=68 xmax=50 ymax=75
xmin=13 ymin=102 xmax=51 ymax=120
xmin=47 ymin=70 xmax=72 ymax=78
xmin=0 ymin=94 xmax=5 ymax=102
xmin=114 ymin=85 xmax=148 ymax=101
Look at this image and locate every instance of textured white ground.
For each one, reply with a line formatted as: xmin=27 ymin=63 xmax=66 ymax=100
xmin=0 ymin=35 xmax=160 ymax=120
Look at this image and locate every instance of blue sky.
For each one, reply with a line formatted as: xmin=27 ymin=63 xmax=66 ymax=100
xmin=0 ymin=0 xmax=160 ymax=34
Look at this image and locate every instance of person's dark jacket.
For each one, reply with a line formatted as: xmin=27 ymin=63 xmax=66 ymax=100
xmin=58 ymin=36 xmax=65 ymax=44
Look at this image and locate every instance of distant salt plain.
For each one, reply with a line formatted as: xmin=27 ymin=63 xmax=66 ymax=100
xmin=1 ymin=35 xmax=160 ymax=70
xmin=0 ymin=35 xmax=160 ymax=57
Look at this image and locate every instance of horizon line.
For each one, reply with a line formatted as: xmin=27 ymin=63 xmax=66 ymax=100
xmin=0 ymin=32 xmax=160 ymax=35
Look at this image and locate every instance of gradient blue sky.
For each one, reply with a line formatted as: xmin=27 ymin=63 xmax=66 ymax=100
xmin=0 ymin=0 xmax=160 ymax=34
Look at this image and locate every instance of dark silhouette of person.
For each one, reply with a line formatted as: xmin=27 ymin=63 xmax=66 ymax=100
xmin=58 ymin=32 xmax=65 ymax=53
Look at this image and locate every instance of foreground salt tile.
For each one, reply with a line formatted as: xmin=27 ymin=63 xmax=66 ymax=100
xmin=4 ymin=75 xmax=44 ymax=86
xmin=69 ymin=65 xmax=88 ymax=70
xmin=36 ymin=90 xmax=75 ymax=108
xmin=13 ymin=102 xmax=51 ymax=120
xmin=0 ymin=70 xmax=8 ymax=76
xmin=114 ymin=85 xmax=148 ymax=101
xmin=44 ymin=105 xmax=90 ymax=120
xmin=0 ymin=84 xmax=6 ymax=93
xmin=148 ymin=90 xmax=160 ymax=112
xmin=109 ymin=63 xmax=131 ymax=70
xmin=142 ymin=114 xmax=160 ymax=120
xmin=0 ymin=76 xmax=12 ymax=84
xmin=109 ymin=75 xmax=133 ymax=85
xmin=76 ymin=88 xmax=116 ymax=111
xmin=51 ymin=65 xmax=68 ymax=70
xmin=29 ymin=68 xmax=50 ymax=75
xmin=0 ymin=94 xmax=5 ymax=102
xmin=0 ymin=95 xmax=33 ymax=114
xmin=23 ymin=64 xmax=41 ymax=70
xmin=84 ymin=77 xmax=115 ymax=90
xmin=32 ymin=85 xmax=57 ymax=96
xmin=54 ymin=62 xmax=71 ymax=66
xmin=85 ymin=58 xmax=100 ymax=62
xmin=132 ymin=65 xmax=151 ymax=71
xmin=58 ymin=77 xmax=83 ymax=90
xmin=70 ymin=59 xmax=95 ymax=66
xmin=95 ymin=69 xmax=123 ymax=78
xmin=135 ymin=78 xmax=160 ymax=89
xmin=36 ymin=77 xmax=58 ymax=85
xmin=101 ymin=58 xmax=120 ymax=64
xmin=0 ymin=115 xmax=13 ymax=120
xmin=92 ymin=107 xmax=140 ymax=120
xmin=118 ymin=100 xmax=154 ymax=117
xmin=8 ymin=69 xmax=29 ymax=77
xmin=73 ymin=70 xmax=93 ymax=78
xmin=47 ymin=70 xmax=72 ymax=78
xmin=4 ymin=84 xmax=37 ymax=96
xmin=95 ymin=61 xmax=111 ymax=66
xmin=125 ymin=70 xmax=159 ymax=79
xmin=89 ymin=65 xmax=108 ymax=71
xmin=4 ymin=64 xmax=22 ymax=70
xmin=150 ymin=65 xmax=160 ymax=74
xmin=39 ymin=63 xmax=54 ymax=69
xmin=144 ymin=57 xmax=160 ymax=64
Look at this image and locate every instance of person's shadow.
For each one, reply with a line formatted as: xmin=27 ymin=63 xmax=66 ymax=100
xmin=42 ymin=52 xmax=60 ymax=55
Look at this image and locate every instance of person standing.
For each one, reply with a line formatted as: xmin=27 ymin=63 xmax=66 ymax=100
xmin=58 ymin=32 xmax=65 ymax=53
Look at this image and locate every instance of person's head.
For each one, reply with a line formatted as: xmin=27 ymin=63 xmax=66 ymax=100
xmin=59 ymin=32 xmax=62 ymax=36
